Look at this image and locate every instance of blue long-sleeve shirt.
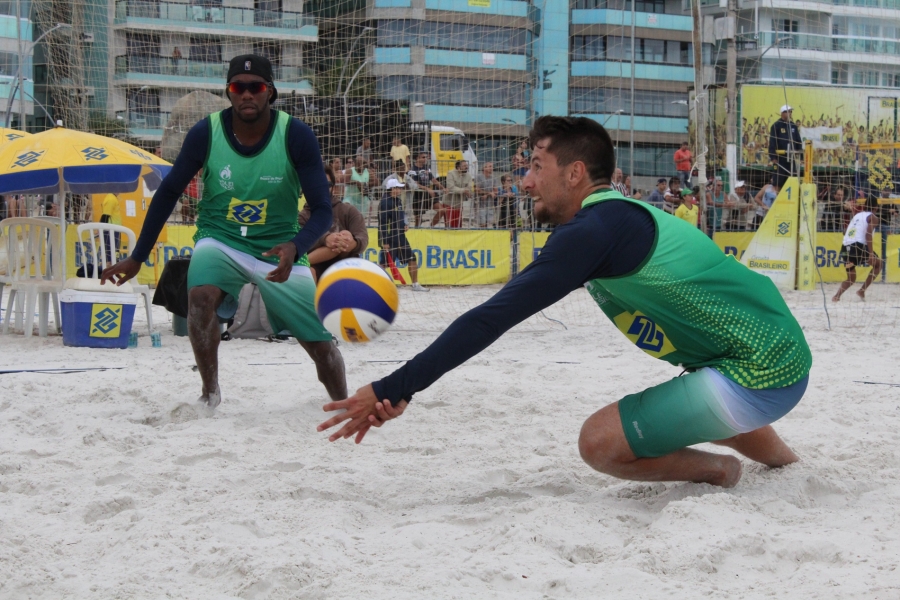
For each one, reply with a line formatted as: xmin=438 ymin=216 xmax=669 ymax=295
xmin=372 ymin=199 xmax=656 ymax=405
xmin=131 ymin=108 xmax=331 ymax=263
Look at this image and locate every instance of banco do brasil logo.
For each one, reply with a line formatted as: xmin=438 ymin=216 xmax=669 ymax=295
xmin=612 ymin=311 xmax=676 ymax=358
xmin=777 ymin=221 xmax=792 ymax=236
xmin=13 ymin=150 xmax=44 ymax=168
xmin=81 ymin=147 xmax=109 ymax=161
xmin=227 ymin=198 xmax=267 ymax=225
xmin=90 ymin=304 xmax=123 ymax=338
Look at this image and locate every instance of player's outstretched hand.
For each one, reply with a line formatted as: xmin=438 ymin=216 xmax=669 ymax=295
xmin=262 ymin=242 xmax=298 ymax=283
xmin=100 ymin=257 xmax=142 ymax=286
xmin=318 ymin=383 xmax=408 ymax=444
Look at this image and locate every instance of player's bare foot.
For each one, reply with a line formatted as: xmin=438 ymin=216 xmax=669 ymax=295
xmin=856 ymin=289 xmax=866 ymax=301
xmin=200 ymin=387 xmax=222 ymax=409
xmin=705 ymin=455 xmax=742 ymax=488
xmin=832 ymin=293 xmax=842 ymax=302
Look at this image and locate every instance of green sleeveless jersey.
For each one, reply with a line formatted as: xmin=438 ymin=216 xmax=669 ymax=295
xmin=196 ymin=110 xmax=308 ymax=265
xmin=583 ymin=190 xmax=811 ymax=389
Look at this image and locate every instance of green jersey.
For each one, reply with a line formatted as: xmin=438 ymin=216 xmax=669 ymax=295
xmin=583 ymin=190 xmax=811 ymax=389
xmin=196 ymin=110 xmax=308 ymax=265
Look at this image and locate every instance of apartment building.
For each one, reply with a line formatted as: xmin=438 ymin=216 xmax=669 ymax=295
xmin=0 ymin=1 xmax=34 ymax=129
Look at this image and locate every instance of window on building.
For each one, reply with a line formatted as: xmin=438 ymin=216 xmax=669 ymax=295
xmin=377 ymin=76 xmax=527 ymax=109
xmin=376 ymin=20 xmax=529 ymax=54
xmin=572 ymin=35 xmax=691 ymax=65
xmin=852 ymin=70 xmax=879 ymax=86
xmin=831 ymin=65 xmax=849 ymax=85
xmin=569 ymin=87 xmax=689 ymax=118
xmin=190 ymin=36 xmax=222 ymax=63
xmin=253 ymin=41 xmax=282 ymax=65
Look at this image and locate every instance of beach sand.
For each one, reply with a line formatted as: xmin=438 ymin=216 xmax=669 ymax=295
xmin=1 ymin=285 xmax=898 ymax=598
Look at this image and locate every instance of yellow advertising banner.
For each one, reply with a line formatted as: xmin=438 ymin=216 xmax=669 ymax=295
xmin=886 ymin=235 xmax=900 ymax=283
xmin=716 ymin=230 xmax=885 ymax=283
xmin=740 ymin=84 xmax=900 ymax=168
xmin=741 ymin=177 xmax=800 ymax=289
xmin=516 ymin=231 xmax=552 ymax=272
xmin=364 ymin=228 xmax=510 ymax=285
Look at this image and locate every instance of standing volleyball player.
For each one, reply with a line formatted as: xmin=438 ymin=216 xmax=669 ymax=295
xmin=833 ymin=197 xmax=883 ymax=302
xmin=102 ymin=54 xmax=346 ymax=407
xmin=319 ymin=116 xmax=812 ymax=489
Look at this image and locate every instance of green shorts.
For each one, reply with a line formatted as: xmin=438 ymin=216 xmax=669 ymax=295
xmin=618 ymin=367 xmax=807 ymax=458
xmin=187 ymin=238 xmax=331 ymax=342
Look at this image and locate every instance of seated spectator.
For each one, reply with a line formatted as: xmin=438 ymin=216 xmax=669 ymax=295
xmin=512 ymin=140 xmax=530 ymax=178
xmin=645 ymin=178 xmax=667 ymax=209
xmin=663 ymin=177 xmax=682 ymax=214
xmin=675 ymin=187 xmax=700 ymax=227
xmin=298 ymin=164 xmax=368 ymax=281
xmin=725 ymin=180 xmax=752 ymax=231
xmin=822 ymin=186 xmax=845 ymax=232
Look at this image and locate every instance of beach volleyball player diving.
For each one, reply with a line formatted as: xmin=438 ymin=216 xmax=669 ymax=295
xmin=319 ymin=116 xmax=812 ymax=488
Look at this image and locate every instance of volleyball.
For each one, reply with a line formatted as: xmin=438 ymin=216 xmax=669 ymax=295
xmin=314 ymin=258 xmax=399 ymax=342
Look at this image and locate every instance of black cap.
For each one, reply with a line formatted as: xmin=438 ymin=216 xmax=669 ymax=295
xmin=657 ymin=177 xmax=667 ymax=184
xmin=227 ymin=54 xmax=278 ymax=102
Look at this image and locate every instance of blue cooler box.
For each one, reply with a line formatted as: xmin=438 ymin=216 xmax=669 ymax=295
xmin=60 ymin=289 xmax=138 ymax=349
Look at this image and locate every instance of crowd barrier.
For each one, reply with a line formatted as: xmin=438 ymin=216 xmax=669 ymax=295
xmin=64 ymin=224 xmax=900 ymax=286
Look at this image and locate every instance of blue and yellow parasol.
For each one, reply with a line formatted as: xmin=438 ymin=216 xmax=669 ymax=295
xmin=0 ymin=124 xmax=172 ymax=280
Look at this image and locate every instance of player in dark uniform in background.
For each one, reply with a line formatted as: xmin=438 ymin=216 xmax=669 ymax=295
xmin=768 ymin=105 xmax=803 ymax=188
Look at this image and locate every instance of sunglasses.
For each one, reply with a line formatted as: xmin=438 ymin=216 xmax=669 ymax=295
xmin=226 ymin=81 xmax=270 ymax=95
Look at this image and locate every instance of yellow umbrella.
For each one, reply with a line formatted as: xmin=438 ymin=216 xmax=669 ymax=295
xmin=0 ymin=123 xmax=172 ymax=280
xmin=0 ymin=127 xmax=31 ymax=151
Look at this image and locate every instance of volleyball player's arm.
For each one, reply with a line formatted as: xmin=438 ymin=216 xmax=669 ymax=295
xmin=373 ymin=202 xmax=656 ymax=407
xmin=125 ymin=122 xmax=209 ymax=266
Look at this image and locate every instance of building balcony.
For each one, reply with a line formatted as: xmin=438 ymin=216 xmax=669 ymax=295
xmin=115 ymin=110 xmax=171 ymax=140
xmin=571 ymin=60 xmax=694 ymax=81
xmin=114 ymin=1 xmax=318 ymax=41
xmin=572 ymin=9 xmax=693 ymax=31
xmin=734 ymin=31 xmax=900 ymax=62
xmin=113 ymin=55 xmax=315 ymax=94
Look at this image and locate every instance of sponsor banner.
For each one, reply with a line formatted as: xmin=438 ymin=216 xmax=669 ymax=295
xmin=717 ymin=230 xmax=885 ymax=283
xmin=67 ymin=226 xmax=512 ymax=287
xmin=802 ymin=127 xmax=843 ymax=150
xmin=740 ymin=84 xmax=900 ymax=168
xmin=887 ymin=235 xmax=900 ymax=283
xmin=741 ymin=177 xmax=800 ymax=289
xmin=516 ymin=231 xmax=553 ymax=272
xmin=797 ymin=183 xmax=817 ymax=290
xmin=364 ymin=228 xmax=510 ymax=285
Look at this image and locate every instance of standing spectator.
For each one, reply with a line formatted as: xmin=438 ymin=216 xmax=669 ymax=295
xmin=439 ymin=160 xmax=473 ymax=229
xmin=675 ymin=186 xmax=700 ymax=227
xmin=6 ymin=194 xmax=25 ymax=217
xmin=623 ymin=175 xmax=642 ymax=200
xmin=663 ymin=177 xmax=682 ymax=214
xmin=408 ymin=151 xmax=445 ymax=227
xmin=725 ymin=181 xmax=752 ymax=231
xmin=345 ymin=156 xmax=377 ymax=220
xmin=768 ymin=105 xmax=802 ymax=188
xmin=752 ymin=177 xmax=778 ymax=230
xmin=172 ymin=46 xmax=182 ymax=74
xmin=379 ymin=180 xmax=428 ymax=292
xmin=474 ymin=161 xmax=501 ymax=228
xmin=611 ymin=168 xmax=627 ymax=195
xmin=822 ymin=186 xmax=845 ymax=232
xmin=496 ymin=175 xmax=518 ymax=229
xmin=673 ymin=141 xmax=693 ymax=187
xmin=389 ymin=136 xmax=411 ymax=169
xmin=298 ymin=164 xmax=368 ymax=281
xmin=645 ymin=178 xmax=667 ymax=209
xmin=512 ymin=140 xmax=530 ymax=178
xmin=355 ymin=137 xmax=373 ymax=164
xmin=707 ymin=178 xmax=726 ymax=232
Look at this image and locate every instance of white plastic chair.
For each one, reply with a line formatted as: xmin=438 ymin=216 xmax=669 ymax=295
xmin=72 ymin=223 xmax=154 ymax=333
xmin=1 ymin=217 xmax=63 ymax=338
